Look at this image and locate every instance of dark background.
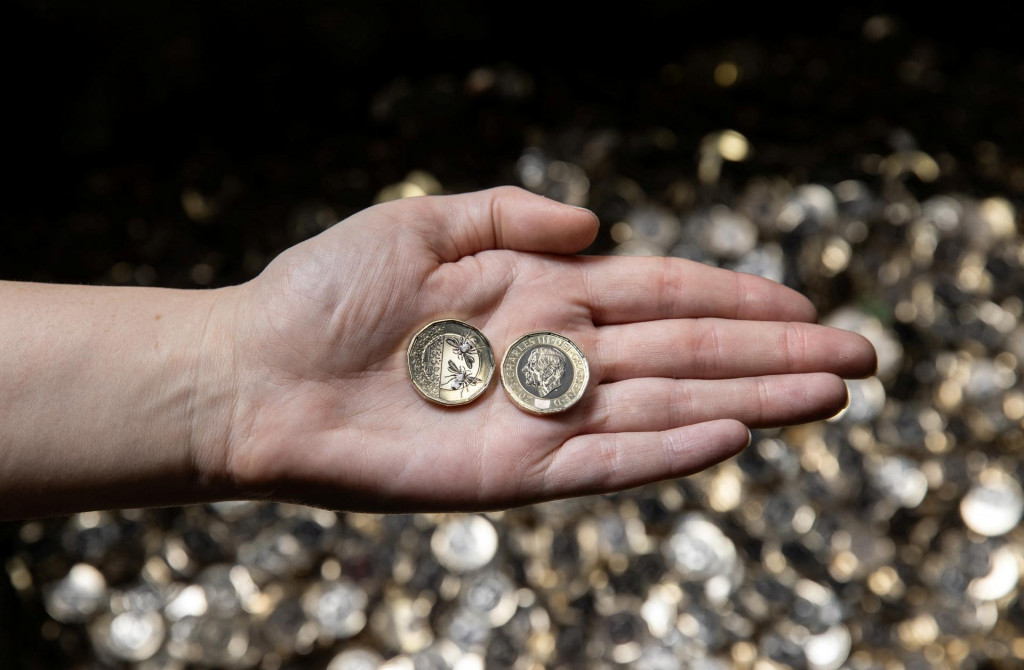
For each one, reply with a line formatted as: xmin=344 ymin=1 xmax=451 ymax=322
xmin=6 ymin=3 xmax=1023 ymax=289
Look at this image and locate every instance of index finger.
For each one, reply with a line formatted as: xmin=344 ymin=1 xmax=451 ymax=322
xmin=578 ymin=256 xmax=819 ymax=325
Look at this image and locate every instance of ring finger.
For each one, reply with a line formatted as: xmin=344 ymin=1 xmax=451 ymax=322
xmin=590 ymin=318 xmax=876 ymax=382
xmin=576 ymin=373 xmax=849 ymax=435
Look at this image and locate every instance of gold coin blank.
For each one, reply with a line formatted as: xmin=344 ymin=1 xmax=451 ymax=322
xmin=407 ymin=319 xmax=495 ymax=406
xmin=501 ymin=331 xmax=589 ymax=415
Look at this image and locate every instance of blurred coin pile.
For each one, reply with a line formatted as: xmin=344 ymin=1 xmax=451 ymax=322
xmin=4 ymin=13 xmax=1024 ymax=670
xmin=8 ymin=136 xmax=1024 ymax=668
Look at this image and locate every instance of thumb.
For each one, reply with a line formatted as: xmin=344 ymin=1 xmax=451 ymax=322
xmin=415 ymin=186 xmax=600 ymax=261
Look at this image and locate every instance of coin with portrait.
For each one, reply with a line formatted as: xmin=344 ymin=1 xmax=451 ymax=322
xmin=501 ymin=332 xmax=589 ymax=414
xmin=408 ymin=320 xmax=494 ymax=406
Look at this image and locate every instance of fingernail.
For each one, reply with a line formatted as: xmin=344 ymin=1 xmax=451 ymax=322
xmin=745 ymin=428 xmax=753 ymax=448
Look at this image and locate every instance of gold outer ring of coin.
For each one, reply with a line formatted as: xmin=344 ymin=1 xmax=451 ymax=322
xmin=501 ymin=331 xmax=589 ymax=415
xmin=407 ymin=319 xmax=495 ymax=406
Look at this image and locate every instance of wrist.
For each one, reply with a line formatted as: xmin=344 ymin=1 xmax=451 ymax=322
xmin=0 ymin=281 xmax=256 ymax=518
xmin=184 ymin=284 xmax=249 ymax=501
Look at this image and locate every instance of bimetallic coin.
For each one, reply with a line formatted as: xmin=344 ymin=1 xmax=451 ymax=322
xmin=501 ymin=332 xmax=589 ymax=414
xmin=408 ymin=320 xmax=494 ymax=406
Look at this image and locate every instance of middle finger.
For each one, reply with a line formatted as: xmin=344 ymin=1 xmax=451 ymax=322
xmin=591 ymin=318 xmax=876 ymax=382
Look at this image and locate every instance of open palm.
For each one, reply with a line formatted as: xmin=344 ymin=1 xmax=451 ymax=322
xmin=219 ymin=187 xmax=875 ymax=512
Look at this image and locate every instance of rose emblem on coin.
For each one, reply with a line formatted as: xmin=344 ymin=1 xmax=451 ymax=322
xmin=501 ymin=332 xmax=589 ymax=414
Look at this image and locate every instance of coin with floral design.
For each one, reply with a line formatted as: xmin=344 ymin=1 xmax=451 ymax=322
xmin=408 ymin=319 xmax=494 ymax=406
xmin=501 ymin=331 xmax=589 ymax=414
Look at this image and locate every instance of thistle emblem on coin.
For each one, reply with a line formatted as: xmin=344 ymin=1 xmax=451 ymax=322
xmin=408 ymin=320 xmax=494 ymax=406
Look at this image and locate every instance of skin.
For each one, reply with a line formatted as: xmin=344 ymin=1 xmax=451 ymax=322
xmin=0 ymin=187 xmax=876 ymax=520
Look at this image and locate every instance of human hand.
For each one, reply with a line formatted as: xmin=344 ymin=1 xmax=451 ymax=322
xmin=205 ymin=187 xmax=876 ymax=512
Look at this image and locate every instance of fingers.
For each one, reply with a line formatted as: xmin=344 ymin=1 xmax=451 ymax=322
xmin=578 ymin=256 xmax=818 ymax=324
xmin=541 ymin=419 xmax=749 ymax=499
xmin=578 ymin=373 xmax=849 ymax=434
xmin=540 ymin=373 xmax=847 ymax=498
xmin=414 ymin=186 xmax=600 ymax=261
xmin=594 ymin=318 xmax=877 ymax=382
